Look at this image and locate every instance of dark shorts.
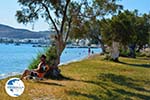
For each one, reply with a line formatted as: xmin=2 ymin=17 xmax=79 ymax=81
xmin=30 ymin=71 xmax=38 ymax=77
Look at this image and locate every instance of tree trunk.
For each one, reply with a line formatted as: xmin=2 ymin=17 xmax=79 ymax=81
xmin=111 ymin=41 xmax=120 ymax=62
xmin=44 ymin=34 xmax=66 ymax=79
xmin=45 ymin=34 xmax=66 ymax=79
xmin=56 ymin=34 xmax=66 ymax=64
xmin=96 ymin=37 xmax=106 ymax=54
xmin=128 ymin=44 xmax=136 ymax=58
xmin=100 ymin=41 xmax=106 ymax=53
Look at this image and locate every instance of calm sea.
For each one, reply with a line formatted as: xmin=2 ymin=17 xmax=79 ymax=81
xmin=0 ymin=43 xmax=101 ymax=79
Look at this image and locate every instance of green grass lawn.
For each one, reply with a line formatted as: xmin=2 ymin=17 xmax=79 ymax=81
xmin=0 ymin=55 xmax=150 ymax=100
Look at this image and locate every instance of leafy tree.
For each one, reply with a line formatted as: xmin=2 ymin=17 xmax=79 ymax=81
xmin=69 ymin=0 xmax=123 ymax=53
xmin=16 ymin=0 xmax=89 ymax=77
xmin=16 ymin=0 xmax=86 ymax=65
xmin=81 ymin=18 xmax=106 ymax=53
xmin=101 ymin=10 xmax=150 ymax=60
xmin=134 ymin=13 xmax=150 ymax=51
xmin=101 ymin=10 xmax=135 ymax=61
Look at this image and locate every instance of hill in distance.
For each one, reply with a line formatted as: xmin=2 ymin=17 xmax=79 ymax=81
xmin=0 ymin=24 xmax=53 ymax=39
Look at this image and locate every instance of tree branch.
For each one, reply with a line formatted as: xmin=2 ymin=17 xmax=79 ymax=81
xmin=41 ymin=3 xmax=59 ymax=35
xmin=65 ymin=16 xmax=72 ymax=42
xmin=60 ymin=0 xmax=71 ymax=35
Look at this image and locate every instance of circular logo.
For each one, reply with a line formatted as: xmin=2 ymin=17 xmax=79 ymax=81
xmin=5 ymin=78 xmax=25 ymax=97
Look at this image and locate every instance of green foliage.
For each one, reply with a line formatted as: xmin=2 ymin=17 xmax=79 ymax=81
xmin=100 ymin=18 xmax=112 ymax=46
xmin=133 ymin=13 xmax=150 ymax=46
xmin=101 ymin=10 xmax=135 ymax=46
xmin=101 ymin=10 xmax=150 ymax=47
xmin=28 ymin=53 xmax=41 ymax=69
xmin=69 ymin=0 xmax=123 ymax=40
xmin=16 ymin=0 xmax=93 ymax=63
xmin=93 ymin=0 xmax=123 ymax=16
xmin=45 ymin=46 xmax=57 ymax=66
xmin=101 ymin=10 xmax=150 ymax=59
xmin=16 ymin=0 xmax=87 ymax=40
xmin=16 ymin=0 xmax=68 ymax=24
xmin=119 ymin=48 xmax=130 ymax=57
xmin=28 ymin=46 xmax=57 ymax=69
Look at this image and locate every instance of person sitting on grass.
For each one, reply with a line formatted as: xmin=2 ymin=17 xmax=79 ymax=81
xmin=20 ymin=54 xmax=49 ymax=80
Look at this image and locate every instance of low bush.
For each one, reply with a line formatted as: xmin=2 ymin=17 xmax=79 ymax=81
xmin=28 ymin=46 xmax=57 ymax=69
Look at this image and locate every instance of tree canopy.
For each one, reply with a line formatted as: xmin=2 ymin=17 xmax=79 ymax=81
xmin=101 ymin=10 xmax=150 ymax=47
xmin=16 ymin=0 xmax=150 ymax=63
xmin=101 ymin=10 xmax=150 ymax=59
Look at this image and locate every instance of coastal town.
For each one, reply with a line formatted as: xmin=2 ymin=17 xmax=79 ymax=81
xmin=0 ymin=37 xmax=50 ymax=45
xmin=0 ymin=37 xmax=99 ymax=48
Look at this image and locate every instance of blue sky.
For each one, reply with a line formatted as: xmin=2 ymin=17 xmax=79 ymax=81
xmin=0 ymin=0 xmax=150 ymax=31
xmin=119 ymin=0 xmax=150 ymax=13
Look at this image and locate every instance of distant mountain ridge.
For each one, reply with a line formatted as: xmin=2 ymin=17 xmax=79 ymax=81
xmin=0 ymin=24 xmax=51 ymax=39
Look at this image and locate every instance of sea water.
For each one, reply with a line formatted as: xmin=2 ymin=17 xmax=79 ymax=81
xmin=0 ymin=43 xmax=101 ymax=79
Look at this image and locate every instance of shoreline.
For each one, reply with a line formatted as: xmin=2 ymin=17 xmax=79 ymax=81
xmin=0 ymin=54 xmax=92 ymax=80
xmin=0 ymin=44 xmax=101 ymax=80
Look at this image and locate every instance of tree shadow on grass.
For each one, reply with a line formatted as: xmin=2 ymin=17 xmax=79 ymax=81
xmin=95 ymin=73 xmax=150 ymax=99
xmin=99 ymin=73 xmax=150 ymax=93
xmin=66 ymin=91 xmax=101 ymax=100
xmin=80 ymin=74 xmax=150 ymax=99
xmin=58 ymin=75 xmax=125 ymax=99
xmin=50 ymin=74 xmax=150 ymax=99
xmin=114 ymin=89 xmax=150 ymax=100
xmin=136 ymin=57 xmax=150 ymax=61
xmin=118 ymin=61 xmax=150 ymax=68
xmin=36 ymin=74 xmax=69 ymax=86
